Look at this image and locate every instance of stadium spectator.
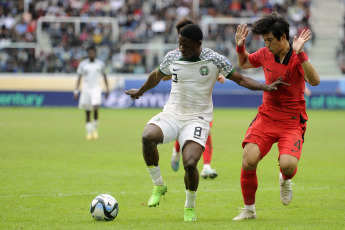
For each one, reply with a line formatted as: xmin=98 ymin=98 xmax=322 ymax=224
xmin=232 ymin=12 xmax=320 ymax=220
xmin=0 ymin=0 xmax=314 ymax=73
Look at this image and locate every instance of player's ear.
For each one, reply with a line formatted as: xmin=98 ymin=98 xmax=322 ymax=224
xmin=197 ymin=41 xmax=202 ymax=47
xmin=282 ymin=33 xmax=286 ymax=41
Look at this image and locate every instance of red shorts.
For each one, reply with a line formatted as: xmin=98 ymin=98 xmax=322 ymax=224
xmin=242 ymin=112 xmax=307 ymax=160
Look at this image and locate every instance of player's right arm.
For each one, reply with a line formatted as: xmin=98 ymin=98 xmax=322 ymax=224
xmin=125 ymin=68 xmax=165 ymax=100
xmin=74 ymin=61 xmax=85 ymax=100
xmin=235 ymin=24 xmax=255 ymax=69
xmin=74 ymin=74 xmax=82 ymax=101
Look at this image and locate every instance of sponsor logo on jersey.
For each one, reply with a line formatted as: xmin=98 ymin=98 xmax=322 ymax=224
xmin=199 ymin=66 xmax=209 ymax=76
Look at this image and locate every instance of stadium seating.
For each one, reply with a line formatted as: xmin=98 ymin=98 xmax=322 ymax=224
xmin=0 ymin=0 xmax=314 ymax=74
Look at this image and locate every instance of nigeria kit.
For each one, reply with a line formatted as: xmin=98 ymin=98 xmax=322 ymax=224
xmin=148 ymin=47 xmax=235 ymax=148
xmin=77 ymin=58 xmax=106 ymax=110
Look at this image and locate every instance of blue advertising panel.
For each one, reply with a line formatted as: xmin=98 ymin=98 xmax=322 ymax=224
xmin=0 ymin=91 xmax=77 ymax=107
xmin=1 ymin=78 xmax=345 ymax=109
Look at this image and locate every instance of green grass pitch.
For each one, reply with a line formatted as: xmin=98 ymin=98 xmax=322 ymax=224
xmin=0 ymin=107 xmax=344 ymax=229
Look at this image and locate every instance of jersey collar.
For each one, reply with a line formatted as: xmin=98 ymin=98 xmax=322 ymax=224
xmin=274 ymin=44 xmax=293 ymax=65
xmin=178 ymin=47 xmax=203 ymax=62
xmin=179 ymin=56 xmax=201 ymax=62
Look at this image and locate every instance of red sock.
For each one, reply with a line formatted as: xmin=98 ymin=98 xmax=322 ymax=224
xmin=241 ymin=167 xmax=258 ymax=205
xmin=174 ymin=140 xmax=180 ymax=152
xmin=280 ymin=167 xmax=297 ymax=180
xmin=203 ymin=134 xmax=212 ymax=165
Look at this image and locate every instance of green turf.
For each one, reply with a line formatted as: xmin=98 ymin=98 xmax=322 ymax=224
xmin=0 ymin=107 xmax=344 ymax=229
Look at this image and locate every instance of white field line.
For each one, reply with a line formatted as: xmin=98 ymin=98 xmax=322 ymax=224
xmin=0 ymin=186 xmax=344 ymax=198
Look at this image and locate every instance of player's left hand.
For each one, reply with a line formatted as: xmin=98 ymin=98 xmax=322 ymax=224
xmin=235 ymin=24 xmax=249 ymax=47
xmin=293 ymin=29 xmax=312 ymax=54
xmin=125 ymin=89 xmax=143 ymax=100
xmin=266 ymin=77 xmax=290 ymax=92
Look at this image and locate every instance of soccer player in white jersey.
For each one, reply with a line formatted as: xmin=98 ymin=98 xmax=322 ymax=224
xmin=163 ymin=17 xmax=223 ymax=179
xmin=74 ymin=45 xmax=109 ymax=140
xmin=125 ymin=24 xmax=287 ymax=221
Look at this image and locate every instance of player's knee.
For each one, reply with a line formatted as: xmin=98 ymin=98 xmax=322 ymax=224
xmin=242 ymin=160 xmax=258 ymax=171
xmin=242 ymin=154 xmax=260 ymax=170
xmin=184 ymin=159 xmax=197 ymax=173
xmin=279 ymin=155 xmax=298 ymax=175
xmin=141 ymin=133 xmax=156 ymax=147
xmin=142 ymin=125 xmax=163 ymax=146
xmin=280 ymin=164 xmax=296 ymax=176
xmin=242 ymin=143 xmax=261 ymax=170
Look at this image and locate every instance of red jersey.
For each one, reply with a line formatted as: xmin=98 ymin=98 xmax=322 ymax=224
xmin=248 ymin=46 xmax=308 ymax=121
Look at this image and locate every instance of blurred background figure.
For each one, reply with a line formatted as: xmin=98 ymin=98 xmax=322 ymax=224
xmin=74 ymin=45 xmax=109 ymax=140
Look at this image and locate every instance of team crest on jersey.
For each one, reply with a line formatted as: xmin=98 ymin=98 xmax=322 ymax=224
xmin=199 ymin=66 xmax=209 ymax=76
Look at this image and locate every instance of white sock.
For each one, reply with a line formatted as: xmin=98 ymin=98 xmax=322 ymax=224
xmin=147 ymin=166 xmax=164 ymax=186
xmin=185 ymin=190 xmax=197 ymax=208
xmin=93 ymin=120 xmax=98 ymax=130
xmin=245 ymin=204 xmax=255 ymax=212
xmin=172 ymin=148 xmax=180 ymax=162
xmin=86 ymin=122 xmax=93 ymax=134
xmin=203 ymin=164 xmax=211 ymax=170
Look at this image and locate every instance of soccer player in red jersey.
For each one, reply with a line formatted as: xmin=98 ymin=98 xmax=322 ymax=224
xmin=233 ymin=12 xmax=320 ymax=220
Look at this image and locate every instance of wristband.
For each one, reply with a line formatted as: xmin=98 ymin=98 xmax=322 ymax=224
xmin=297 ymin=51 xmax=309 ymax=63
xmin=74 ymin=89 xmax=79 ymax=94
xmin=236 ymin=45 xmax=245 ymax=53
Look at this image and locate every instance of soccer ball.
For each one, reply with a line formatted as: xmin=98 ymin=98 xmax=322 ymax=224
xmin=90 ymin=194 xmax=119 ymax=221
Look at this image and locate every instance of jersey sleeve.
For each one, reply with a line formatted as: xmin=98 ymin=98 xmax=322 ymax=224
xmin=213 ymin=53 xmax=236 ymax=78
xmin=221 ymin=58 xmax=236 ymax=79
xmin=248 ymin=48 xmax=265 ymax=68
xmin=297 ymin=61 xmax=305 ymax=80
xmin=158 ymin=50 xmax=180 ymax=76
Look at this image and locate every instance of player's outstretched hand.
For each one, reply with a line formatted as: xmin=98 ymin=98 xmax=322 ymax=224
xmin=293 ymin=29 xmax=312 ymax=54
xmin=266 ymin=77 xmax=290 ymax=92
xmin=125 ymin=89 xmax=142 ymax=100
xmin=235 ymin=24 xmax=249 ymax=47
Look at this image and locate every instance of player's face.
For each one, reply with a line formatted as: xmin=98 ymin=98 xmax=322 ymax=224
xmin=178 ymin=35 xmax=202 ymax=60
xmin=262 ymin=32 xmax=285 ymax=56
xmin=88 ymin=50 xmax=96 ymax=60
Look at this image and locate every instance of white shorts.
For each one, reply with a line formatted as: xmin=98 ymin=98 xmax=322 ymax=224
xmin=78 ymin=88 xmax=102 ymax=110
xmin=147 ymin=111 xmax=210 ymax=149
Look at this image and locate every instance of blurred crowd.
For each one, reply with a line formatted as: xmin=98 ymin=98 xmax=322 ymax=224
xmin=0 ymin=0 xmax=313 ymax=74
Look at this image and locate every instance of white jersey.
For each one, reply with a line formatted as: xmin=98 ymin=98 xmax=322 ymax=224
xmin=159 ymin=47 xmax=235 ymax=123
xmin=77 ymin=58 xmax=105 ymax=90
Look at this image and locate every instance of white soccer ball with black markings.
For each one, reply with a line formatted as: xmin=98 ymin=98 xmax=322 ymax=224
xmin=90 ymin=194 xmax=119 ymax=221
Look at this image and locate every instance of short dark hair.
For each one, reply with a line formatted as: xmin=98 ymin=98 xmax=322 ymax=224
xmin=86 ymin=45 xmax=96 ymax=52
xmin=176 ymin=18 xmax=195 ymax=33
xmin=251 ymin=12 xmax=290 ymax=41
xmin=179 ymin=24 xmax=203 ymax=42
